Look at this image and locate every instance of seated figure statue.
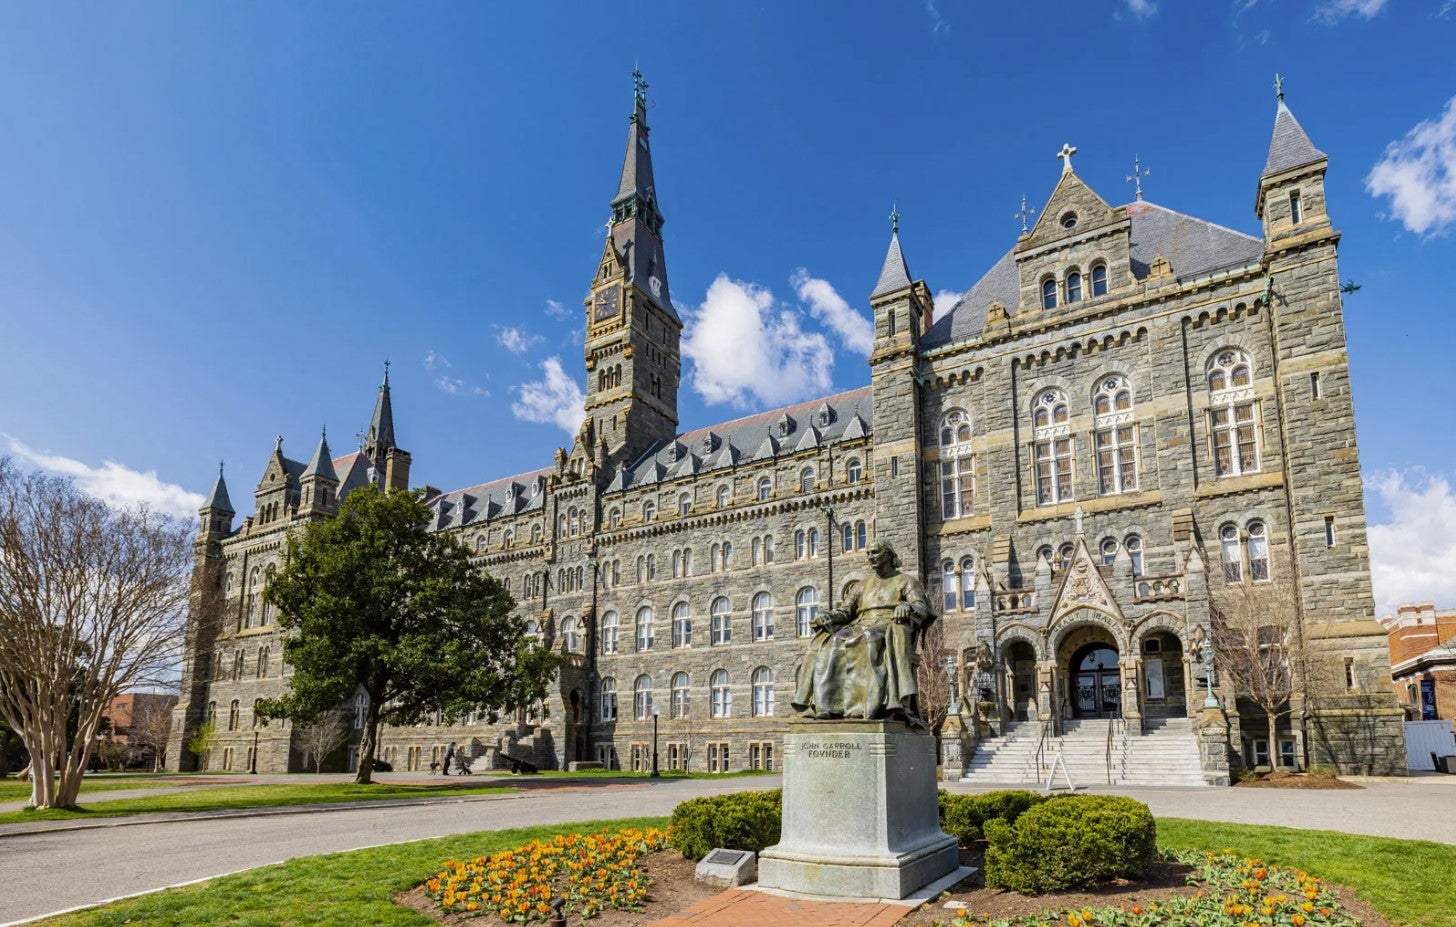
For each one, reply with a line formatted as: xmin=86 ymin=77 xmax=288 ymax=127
xmin=791 ymin=539 xmax=934 ymax=728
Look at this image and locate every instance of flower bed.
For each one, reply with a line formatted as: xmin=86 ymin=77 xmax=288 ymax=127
xmin=928 ymin=849 xmax=1363 ymax=927
xmin=423 ymin=826 xmax=672 ymax=922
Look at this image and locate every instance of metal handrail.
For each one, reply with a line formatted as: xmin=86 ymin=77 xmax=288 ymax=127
xmin=1033 ymin=716 xmax=1055 ymax=774
xmin=1105 ymin=717 xmax=1126 ymax=784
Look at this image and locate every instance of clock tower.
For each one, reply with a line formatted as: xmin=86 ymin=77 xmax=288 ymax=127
xmin=582 ymin=70 xmax=682 ymax=468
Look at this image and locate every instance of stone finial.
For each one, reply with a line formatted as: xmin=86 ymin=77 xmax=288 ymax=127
xmin=1057 ymin=143 xmax=1078 ymax=173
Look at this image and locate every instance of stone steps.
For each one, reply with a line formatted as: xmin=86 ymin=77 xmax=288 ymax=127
xmin=962 ymin=719 xmax=1207 ymax=787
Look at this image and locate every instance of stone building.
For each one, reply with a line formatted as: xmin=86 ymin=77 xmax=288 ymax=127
xmin=168 ymin=76 xmax=1405 ymax=781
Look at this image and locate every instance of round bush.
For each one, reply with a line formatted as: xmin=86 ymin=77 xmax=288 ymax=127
xmin=983 ymin=794 xmax=1156 ymax=894
xmin=938 ymin=789 xmax=1047 ymax=845
xmin=668 ymin=788 xmax=782 ymax=860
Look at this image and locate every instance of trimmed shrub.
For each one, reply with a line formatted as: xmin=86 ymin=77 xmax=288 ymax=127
xmin=669 ymin=788 xmax=782 ymax=860
xmin=937 ymin=789 xmax=1047 ymax=845
xmin=983 ymin=794 xmax=1156 ymax=894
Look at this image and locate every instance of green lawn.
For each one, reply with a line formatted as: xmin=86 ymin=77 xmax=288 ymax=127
xmin=0 ymin=781 xmax=515 ymax=825
xmin=0 ymin=775 xmax=180 ymax=802
xmin=30 ymin=817 xmax=669 ymax=927
xmin=1158 ymin=817 xmax=1456 ymax=927
xmin=478 ymin=767 xmax=776 ymax=780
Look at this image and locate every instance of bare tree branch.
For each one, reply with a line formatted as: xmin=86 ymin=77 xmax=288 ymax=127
xmin=296 ymin=708 xmax=351 ymax=773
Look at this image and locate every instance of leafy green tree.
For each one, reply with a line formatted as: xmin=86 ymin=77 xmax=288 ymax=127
xmin=259 ymin=485 xmax=557 ymax=784
xmin=187 ymin=720 xmax=218 ymax=771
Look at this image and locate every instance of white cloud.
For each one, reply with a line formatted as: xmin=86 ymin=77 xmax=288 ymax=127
xmin=681 ymin=274 xmax=834 ymax=408
xmin=1314 ymin=0 xmax=1388 ymax=22
xmin=496 ymin=326 xmax=542 ymax=355
xmin=1367 ymin=469 xmax=1456 ymax=616
xmin=933 ymin=289 xmax=962 ymax=322
xmin=789 ymin=268 xmax=874 ymax=356
xmin=511 ymin=357 xmax=586 ymax=435
xmin=544 ymin=298 xmax=571 ymax=320
xmin=424 ymin=349 xmax=450 ymax=371
xmin=3 ymin=435 xmax=204 ymax=520
xmin=924 ymin=0 xmax=949 ymax=33
xmin=1124 ymin=0 xmax=1156 ymax=17
xmin=424 ymin=349 xmax=485 ymax=397
xmin=1366 ymin=95 xmax=1456 ymax=237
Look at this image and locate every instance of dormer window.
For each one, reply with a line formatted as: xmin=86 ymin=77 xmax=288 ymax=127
xmin=1041 ymin=278 xmax=1057 ymax=310
xmin=1066 ymin=271 xmax=1083 ymax=303
xmin=1091 ymin=263 xmax=1108 ymax=297
xmin=1060 ymin=212 xmax=1078 ymax=230
xmin=1289 ymin=190 xmax=1303 ymax=225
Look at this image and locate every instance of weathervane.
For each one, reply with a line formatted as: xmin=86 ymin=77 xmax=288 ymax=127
xmin=1057 ymin=142 xmax=1077 ymax=173
xmin=633 ymin=67 xmax=648 ymax=107
xmin=1273 ymin=73 xmax=1285 ymax=103
xmin=1126 ymin=154 xmax=1150 ymax=201
xmin=889 ymin=203 xmax=900 ymax=235
xmin=1015 ymin=194 xmax=1036 ymax=234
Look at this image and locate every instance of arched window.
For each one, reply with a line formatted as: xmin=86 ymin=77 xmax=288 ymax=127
xmin=1058 ymin=543 xmax=1074 ymax=572
xmin=710 ymin=669 xmax=731 ymax=718
xmin=1093 ymin=375 xmax=1138 ymax=495
xmin=1100 ymin=537 xmax=1118 ymax=566
xmin=1041 ymin=277 xmax=1057 ymax=310
xmin=561 ymin=616 xmax=580 ymax=653
xmin=1125 ymin=534 xmax=1144 ymax=577
xmin=1220 ymin=524 xmax=1242 ymax=584
xmin=960 ymin=556 xmax=976 ymax=609
xmin=257 ymin=646 xmax=269 ymax=678
xmin=633 ymin=675 xmax=653 ymax=720
xmin=228 ymin=699 xmax=240 ymax=732
xmin=752 ymin=537 xmax=762 ymax=566
xmin=940 ymin=409 xmax=972 ymax=448
xmin=846 ymin=459 xmax=863 ymax=483
xmin=795 ymin=586 xmax=819 ymax=637
xmin=607 ymin=508 xmax=620 ymax=530
xmin=757 ymin=477 xmax=772 ymax=502
xmin=1066 ymin=270 xmax=1083 ymax=303
xmin=636 ymin=607 xmax=655 ymax=651
xmin=646 ymin=554 xmax=656 ymax=580
xmin=635 ymin=556 xmax=645 ymax=584
xmin=764 ymin=534 xmax=775 ymax=563
xmin=252 ymin=698 xmax=263 ymax=728
xmin=795 ymin=530 xmax=806 ymax=560
xmin=856 ymin=520 xmax=868 ymax=550
xmin=670 ymin=672 xmax=690 ymax=719
xmin=601 ymin=610 xmax=619 ymax=654
xmin=752 ymin=592 xmax=775 ymax=641
xmin=525 ymin=620 xmax=539 ymax=639
xmin=752 ymin=667 xmax=775 ymax=717
xmin=568 ymin=507 xmax=579 ymax=535
xmin=1091 ymin=263 xmax=1108 ymax=297
xmin=1032 ymin=389 xmax=1074 ymax=505
xmin=600 ymin=677 xmax=617 ymax=721
xmin=716 ymin=485 xmax=730 ymax=507
xmin=643 ymin=500 xmax=657 ymax=522
xmin=799 ymin=468 xmax=816 ymax=494
xmin=842 ymin=521 xmax=854 ymax=552
xmin=721 ymin=540 xmax=733 ymax=569
xmin=941 ymin=560 xmax=957 ymax=612
xmin=1247 ymin=521 xmax=1270 ymax=582
xmin=672 ymin=601 xmax=692 ymax=648
xmin=1208 ymin=350 xmax=1260 ymax=477
xmin=807 ymin=527 xmax=819 ymax=558
xmin=672 ymin=549 xmax=683 ymax=578
xmin=939 ymin=409 xmax=974 ymax=519
xmin=1037 ymin=545 xmax=1054 ymax=569
xmin=711 ymin=596 xmax=732 ymax=645
xmin=678 ymin=492 xmax=692 ymax=517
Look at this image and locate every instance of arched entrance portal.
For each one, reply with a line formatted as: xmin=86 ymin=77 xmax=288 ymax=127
xmin=1069 ymin=642 xmax=1121 ymax=719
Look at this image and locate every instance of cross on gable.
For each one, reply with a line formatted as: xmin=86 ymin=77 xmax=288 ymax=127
xmin=1015 ymin=194 xmax=1036 ymax=233
xmin=1057 ymin=143 xmax=1077 ymax=173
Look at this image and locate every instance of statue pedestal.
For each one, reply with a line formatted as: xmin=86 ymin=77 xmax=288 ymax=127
xmin=758 ymin=721 xmax=960 ymax=900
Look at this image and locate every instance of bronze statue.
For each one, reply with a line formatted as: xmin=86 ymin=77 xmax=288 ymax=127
xmin=792 ymin=539 xmax=934 ymax=728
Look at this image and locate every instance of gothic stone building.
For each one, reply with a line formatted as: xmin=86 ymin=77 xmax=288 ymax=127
xmin=168 ymin=80 xmax=1405 ymax=781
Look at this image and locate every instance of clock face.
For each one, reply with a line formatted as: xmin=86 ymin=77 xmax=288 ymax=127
xmin=593 ymin=286 xmax=621 ymax=323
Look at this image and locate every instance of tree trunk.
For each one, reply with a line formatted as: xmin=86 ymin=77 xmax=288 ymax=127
xmin=1266 ymin=709 xmax=1281 ymax=770
xmin=355 ymin=696 xmax=381 ymax=785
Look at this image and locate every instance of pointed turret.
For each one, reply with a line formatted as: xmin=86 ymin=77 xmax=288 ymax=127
xmin=1262 ymin=80 xmax=1327 ymax=178
xmin=363 ymin=362 xmax=396 ymax=462
xmin=201 ymin=461 xmax=234 ymax=516
xmin=604 ymin=69 xmax=676 ymax=321
xmin=1256 ymin=76 xmax=1331 ymax=236
xmin=871 ymin=211 xmax=913 ymax=299
xmin=301 ymin=428 xmax=340 ymax=514
xmin=615 ymin=70 xmax=660 ymax=230
xmin=302 ymin=428 xmax=338 ymax=482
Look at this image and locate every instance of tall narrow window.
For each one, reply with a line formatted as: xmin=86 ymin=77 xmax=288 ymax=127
xmin=1344 ymin=658 xmax=1355 ymax=691
xmin=1058 ymin=543 xmax=1074 ymax=572
xmin=1125 ymin=535 xmax=1144 ymax=577
xmin=764 ymin=534 xmax=775 ymax=563
xmin=1100 ymin=538 xmax=1118 ymax=566
xmin=1310 ymin=371 xmax=1322 ymax=399
xmin=795 ymin=587 xmax=819 ymax=637
xmin=1289 ymin=190 xmax=1303 ymax=224
xmin=1041 ymin=277 xmax=1057 ymax=310
xmin=678 ymin=493 xmax=692 ymax=516
xmin=710 ymin=669 xmax=731 ymax=718
xmin=643 ymin=500 xmax=656 ymax=522
xmin=600 ymin=677 xmax=617 ymax=721
xmin=717 ymin=485 xmax=730 ymax=507
xmin=601 ymin=611 xmax=619 ymax=654
xmin=942 ymin=560 xmax=957 ymax=612
xmin=1032 ymin=389 xmax=1074 ymax=505
xmin=1066 ymin=271 xmax=1083 ymax=302
xmin=799 ymin=468 xmax=816 ymax=493
xmin=856 ymin=520 xmax=868 ymax=549
xmin=757 ymin=477 xmax=772 ymax=502
xmin=795 ymin=530 xmax=807 ymax=560
xmin=633 ymin=675 xmax=653 ymax=720
xmin=1220 ymin=524 xmax=1242 ymax=584
xmin=1093 ymin=375 xmax=1138 ymax=495
xmin=1247 ymin=521 xmax=1270 ymax=582
xmin=636 ymin=607 xmax=655 ymax=652
xmin=671 ymin=602 xmax=692 ymax=649
xmin=1090 ymin=263 xmax=1108 ymax=297
xmin=959 ymin=556 xmax=976 ymax=609
xmin=752 ymin=592 xmax=775 ymax=641
xmin=670 ymin=672 xmax=690 ymax=719
xmin=939 ymin=410 xmax=974 ymax=518
xmin=806 ymin=528 xmax=818 ymax=558
xmin=846 ymin=459 xmax=863 ymax=483
xmin=843 ymin=522 xmax=855 ymax=553
xmin=710 ymin=597 xmax=732 ymax=645
xmin=1208 ymin=350 xmax=1261 ymax=477
xmin=752 ymin=667 xmax=775 ymax=717
xmin=1324 ymin=515 xmax=1336 ymax=548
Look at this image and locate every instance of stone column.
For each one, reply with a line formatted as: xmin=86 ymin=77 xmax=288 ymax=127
xmin=1195 ymin=706 xmax=1232 ymax=786
xmin=939 ymin=713 xmax=970 ymax=782
xmin=1037 ymin=661 xmax=1056 ymax=730
xmin=1182 ymin=657 xmax=1196 ymax=719
xmin=1124 ymin=657 xmax=1143 ymax=734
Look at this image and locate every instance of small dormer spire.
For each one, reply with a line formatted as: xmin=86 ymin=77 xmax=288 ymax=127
xmin=871 ymin=218 xmax=913 ymax=299
xmin=202 ymin=461 xmax=235 ymax=515
xmin=302 ymin=427 xmax=338 ymax=482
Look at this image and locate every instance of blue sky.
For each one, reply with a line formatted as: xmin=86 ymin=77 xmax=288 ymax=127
xmin=1 ymin=1 xmax=1453 ymax=611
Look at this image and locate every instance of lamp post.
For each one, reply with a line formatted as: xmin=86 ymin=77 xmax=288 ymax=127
xmin=821 ymin=504 xmax=836 ymax=611
xmin=650 ymin=704 xmax=661 ymax=778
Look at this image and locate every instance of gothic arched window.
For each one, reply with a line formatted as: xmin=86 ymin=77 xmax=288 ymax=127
xmin=716 ymin=484 xmax=730 ymax=507
xmin=1041 ymin=277 xmax=1057 ymax=310
xmin=1208 ymin=349 xmax=1261 ymax=477
xmin=1094 ymin=374 xmax=1138 ymax=495
xmin=1125 ymin=534 xmax=1144 ymax=577
xmin=1032 ymin=389 xmax=1074 ymax=505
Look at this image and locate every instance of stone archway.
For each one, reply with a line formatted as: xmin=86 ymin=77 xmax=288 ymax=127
xmin=1064 ymin=635 xmax=1122 ymax=720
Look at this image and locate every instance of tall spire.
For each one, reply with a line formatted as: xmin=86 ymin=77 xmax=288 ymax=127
xmin=302 ymin=428 xmax=338 ymax=482
xmin=1263 ymin=77 xmax=1326 ymax=176
xmin=364 ymin=361 xmax=396 ymax=461
xmin=614 ymin=68 xmax=660 ymax=228
xmin=871 ymin=208 xmax=913 ymax=298
xmin=202 ymin=461 xmax=234 ymax=515
xmin=605 ymin=69 xmax=676 ymax=320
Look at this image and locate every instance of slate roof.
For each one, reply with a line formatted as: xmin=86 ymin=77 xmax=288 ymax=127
xmin=301 ymin=433 xmax=338 ymax=481
xmin=426 ymin=467 xmax=552 ymax=532
xmin=871 ymin=232 xmax=913 ymax=298
xmin=922 ymin=201 xmax=1264 ymax=349
xmin=202 ymin=469 xmax=234 ymax=514
xmin=1264 ymin=101 xmax=1327 ymax=176
xmin=607 ymin=386 xmax=873 ymax=493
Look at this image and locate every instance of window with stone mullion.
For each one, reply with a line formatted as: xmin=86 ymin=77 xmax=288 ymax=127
xmin=940 ymin=457 xmax=973 ymax=519
xmin=1034 ymin=437 xmax=1074 ymax=505
xmin=1095 ymin=426 xmax=1138 ymax=494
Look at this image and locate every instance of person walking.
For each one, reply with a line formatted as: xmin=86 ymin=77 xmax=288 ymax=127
xmin=443 ymin=741 xmax=456 ymax=777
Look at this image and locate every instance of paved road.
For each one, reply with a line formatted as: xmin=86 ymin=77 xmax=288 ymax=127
xmin=0 ymin=776 xmax=763 ymax=926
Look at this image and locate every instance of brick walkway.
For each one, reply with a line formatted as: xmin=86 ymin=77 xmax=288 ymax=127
xmin=646 ymin=888 xmax=909 ymax=927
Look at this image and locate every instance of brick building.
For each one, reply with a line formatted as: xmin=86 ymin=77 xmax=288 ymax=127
xmin=1381 ymin=603 xmax=1456 ymax=725
xmin=167 ymin=76 xmax=1405 ymax=782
